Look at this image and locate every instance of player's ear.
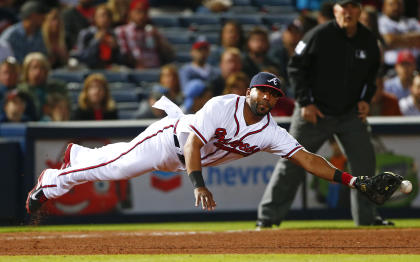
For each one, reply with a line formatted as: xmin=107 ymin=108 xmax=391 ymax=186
xmin=246 ymin=88 xmax=251 ymax=97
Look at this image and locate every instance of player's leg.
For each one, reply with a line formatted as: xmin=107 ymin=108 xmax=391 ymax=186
xmin=257 ymin=106 xmax=331 ymax=226
xmin=27 ymin=118 xmax=180 ymax=213
xmin=336 ymin=116 xmax=377 ymax=226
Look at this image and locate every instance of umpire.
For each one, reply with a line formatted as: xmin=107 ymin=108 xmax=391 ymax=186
xmin=257 ymin=0 xmax=388 ymax=226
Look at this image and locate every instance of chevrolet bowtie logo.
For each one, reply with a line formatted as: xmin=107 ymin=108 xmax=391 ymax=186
xmin=267 ymin=78 xmax=278 ymax=85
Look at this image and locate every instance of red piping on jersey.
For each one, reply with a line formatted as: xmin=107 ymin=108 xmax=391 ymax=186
xmin=173 ymin=119 xmax=180 ymax=134
xmin=283 ymin=145 xmax=303 ymax=158
xmin=57 ymin=125 xmax=174 ymax=177
xmin=234 ymin=97 xmax=240 ymax=136
xmin=189 ymin=125 xmax=208 ymax=144
xmin=41 ymin=185 xmax=57 ymax=188
xmin=239 ymin=114 xmax=270 ymax=142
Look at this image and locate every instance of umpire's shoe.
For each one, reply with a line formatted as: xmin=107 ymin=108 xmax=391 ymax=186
xmin=26 ymin=170 xmax=48 ymax=214
xmin=256 ymin=219 xmax=277 ymax=230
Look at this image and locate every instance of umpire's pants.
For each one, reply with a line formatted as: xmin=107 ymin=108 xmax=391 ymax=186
xmin=257 ymin=105 xmax=377 ymax=226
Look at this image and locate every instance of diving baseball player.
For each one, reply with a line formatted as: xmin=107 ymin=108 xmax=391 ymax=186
xmin=26 ymin=72 xmax=402 ymax=214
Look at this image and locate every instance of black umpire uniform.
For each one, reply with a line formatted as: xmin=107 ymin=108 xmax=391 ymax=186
xmin=257 ymin=19 xmax=382 ymax=226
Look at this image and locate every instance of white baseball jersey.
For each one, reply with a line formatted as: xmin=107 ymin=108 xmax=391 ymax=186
xmin=176 ymin=95 xmax=303 ymax=167
xmin=39 ymin=95 xmax=303 ymax=199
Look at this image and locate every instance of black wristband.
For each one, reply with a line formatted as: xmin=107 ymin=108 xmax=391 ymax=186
xmin=188 ymin=171 xmax=205 ymax=188
xmin=333 ymin=169 xmax=343 ymax=183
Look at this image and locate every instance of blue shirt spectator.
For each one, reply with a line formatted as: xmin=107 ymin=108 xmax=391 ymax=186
xmin=384 ymin=50 xmax=417 ymax=100
xmin=0 ymin=1 xmax=48 ymax=63
xmin=179 ymin=39 xmax=220 ymax=92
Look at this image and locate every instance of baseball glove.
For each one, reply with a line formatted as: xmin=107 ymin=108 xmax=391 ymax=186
xmin=354 ymin=172 xmax=403 ymax=205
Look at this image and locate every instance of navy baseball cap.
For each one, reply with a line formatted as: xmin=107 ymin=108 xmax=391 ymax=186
xmin=249 ymin=72 xmax=285 ymax=97
xmin=335 ymin=0 xmax=361 ymax=6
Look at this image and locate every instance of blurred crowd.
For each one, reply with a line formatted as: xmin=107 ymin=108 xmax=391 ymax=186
xmin=1 ymin=0 xmax=420 ymax=123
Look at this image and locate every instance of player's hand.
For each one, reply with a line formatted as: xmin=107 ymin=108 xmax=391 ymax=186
xmin=357 ymin=101 xmax=370 ymax=121
xmin=301 ymin=104 xmax=324 ymax=124
xmin=194 ymin=187 xmax=216 ymax=211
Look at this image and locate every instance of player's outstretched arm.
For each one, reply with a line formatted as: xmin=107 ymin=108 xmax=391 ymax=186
xmin=288 ymin=149 xmax=404 ymax=205
xmin=183 ymin=132 xmax=216 ymax=211
xmin=289 ymin=149 xmax=340 ymax=183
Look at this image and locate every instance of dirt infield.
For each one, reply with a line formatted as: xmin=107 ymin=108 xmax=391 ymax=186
xmin=1 ymin=228 xmax=420 ymax=255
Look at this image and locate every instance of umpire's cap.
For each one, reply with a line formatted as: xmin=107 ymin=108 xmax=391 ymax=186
xmin=335 ymin=0 xmax=361 ymax=6
xmin=249 ymin=72 xmax=285 ymax=97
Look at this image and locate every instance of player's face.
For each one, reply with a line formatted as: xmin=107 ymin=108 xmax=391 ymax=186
xmin=246 ymin=86 xmax=281 ymax=116
xmin=334 ymin=3 xmax=361 ymax=30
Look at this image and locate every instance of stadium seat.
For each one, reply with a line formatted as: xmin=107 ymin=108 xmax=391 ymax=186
xmin=165 ymin=33 xmax=194 ymax=45
xmin=232 ymin=0 xmax=252 ymax=6
xmin=150 ymin=15 xmax=181 ymax=27
xmin=253 ymin=0 xmax=293 ymax=6
xmin=175 ymin=51 xmax=192 ymax=64
xmin=263 ymin=15 xmax=297 ymax=27
xmin=222 ymin=14 xmax=263 ymax=25
xmin=129 ymin=70 xmax=161 ymax=84
xmin=262 ymin=5 xmax=297 ymax=14
xmin=49 ymin=70 xmax=87 ymax=83
xmin=180 ymin=15 xmax=222 ymax=27
xmin=90 ymin=70 xmax=130 ymax=83
xmin=229 ymin=6 xmax=260 ymax=14
xmin=111 ymin=89 xmax=141 ymax=103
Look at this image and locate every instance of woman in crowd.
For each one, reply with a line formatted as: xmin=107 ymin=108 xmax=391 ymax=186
xmin=73 ymin=73 xmax=118 ymax=120
xmin=18 ymin=52 xmax=68 ymax=120
xmin=42 ymin=8 xmax=69 ymax=69
xmin=75 ymin=4 xmax=121 ymax=69
xmin=135 ymin=64 xmax=183 ymax=119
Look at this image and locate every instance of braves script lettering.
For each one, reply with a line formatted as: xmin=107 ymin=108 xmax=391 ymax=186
xmin=213 ymin=128 xmax=260 ymax=156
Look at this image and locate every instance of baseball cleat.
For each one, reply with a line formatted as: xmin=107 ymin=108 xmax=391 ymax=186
xmin=26 ymin=170 xmax=48 ymax=214
xmin=60 ymin=143 xmax=73 ymax=169
xmin=255 ymin=219 xmax=273 ymax=229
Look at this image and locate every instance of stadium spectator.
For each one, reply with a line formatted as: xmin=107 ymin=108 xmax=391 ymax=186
xmin=42 ymin=8 xmax=69 ymax=69
xmin=73 ymin=73 xmax=118 ymax=120
xmin=41 ymin=92 xmax=72 ymax=121
xmin=179 ymin=37 xmax=219 ymax=92
xmin=242 ymin=27 xmax=280 ymax=80
xmin=384 ymin=50 xmax=417 ymax=100
xmin=18 ymin=52 xmax=68 ymax=120
xmin=359 ymin=5 xmax=385 ymax=46
xmin=107 ymin=0 xmax=131 ymax=26
xmin=0 ymin=1 xmax=49 ymax=63
xmin=378 ymin=0 xmax=420 ymax=67
xmin=135 ymin=64 xmax=184 ymax=119
xmin=75 ymin=4 xmax=122 ymax=69
xmin=370 ymin=69 xmax=402 ymax=116
xmin=208 ymin=20 xmax=245 ymax=65
xmin=181 ymin=79 xmax=213 ymax=114
xmin=0 ymin=40 xmax=13 ymax=62
xmin=0 ymin=57 xmax=19 ymax=102
xmin=115 ymin=0 xmax=174 ymax=69
xmin=269 ymin=21 xmax=304 ymax=95
xmin=208 ymin=47 xmax=242 ymax=96
xmin=317 ymin=2 xmax=335 ymax=24
xmin=399 ymin=74 xmax=420 ymax=115
xmin=0 ymin=90 xmax=30 ymax=123
xmin=222 ymin=71 xmax=249 ymax=96
xmin=62 ymin=0 xmax=96 ymax=50
xmin=0 ymin=1 xmax=18 ymax=35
